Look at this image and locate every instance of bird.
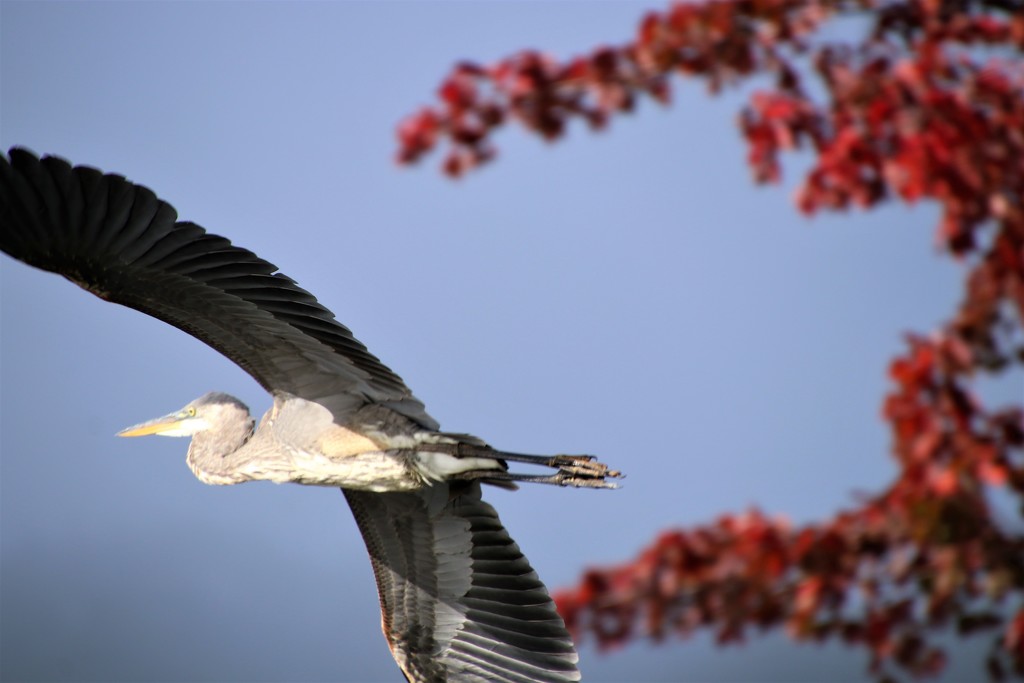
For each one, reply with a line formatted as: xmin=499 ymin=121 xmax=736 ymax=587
xmin=0 ymin=147 xmax=621 ymax=682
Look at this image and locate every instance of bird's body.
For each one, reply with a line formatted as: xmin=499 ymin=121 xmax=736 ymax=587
xmin=0 ymin=148 xmax=620 ymax=682
xmin=151 ymin=392 xmax=502 ymax=489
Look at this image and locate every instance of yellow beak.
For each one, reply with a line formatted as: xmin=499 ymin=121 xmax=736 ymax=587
xmin=117 ymin=413 xmax=188 ymax=437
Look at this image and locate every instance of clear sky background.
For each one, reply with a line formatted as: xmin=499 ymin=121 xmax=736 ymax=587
xmin=1 ymin=3 xmax=1017 ymax=682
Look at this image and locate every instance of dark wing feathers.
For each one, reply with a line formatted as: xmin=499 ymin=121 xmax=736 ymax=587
xmin=344 ymin=483 xmax=581 ymax=683
xmin=1 ymin=148 xmax=581 ymax=681
xmin=0 ymin=148 xmax=436 ymax=428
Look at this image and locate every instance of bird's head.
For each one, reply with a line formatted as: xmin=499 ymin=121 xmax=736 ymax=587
xmin=118 ymin=392 xmax=255 ymax=485
xmin=117 ymin=392 xmax=251 ymax=439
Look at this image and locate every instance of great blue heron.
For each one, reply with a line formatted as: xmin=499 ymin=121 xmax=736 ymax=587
xmin=0 ymin=148 xmax=621 ymax=682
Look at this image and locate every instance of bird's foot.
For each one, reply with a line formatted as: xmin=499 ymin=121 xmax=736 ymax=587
xmin=547 ymin=454 xmax=623 ymax=482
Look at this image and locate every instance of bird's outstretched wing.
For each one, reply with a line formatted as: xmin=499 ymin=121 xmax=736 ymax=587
xmin=344 ymin=482 xmax=581 ymax=682
xmin=0 ymin=148 xmax=436 ymax=428
xmin=1 ymin=148 xmax=583 ymax=680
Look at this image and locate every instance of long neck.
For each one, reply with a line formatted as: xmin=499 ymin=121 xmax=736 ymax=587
xmin=186 ymin=417 xmax=257 ymax=485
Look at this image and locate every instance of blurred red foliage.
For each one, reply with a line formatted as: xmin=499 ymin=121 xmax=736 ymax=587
xmin=553 ymin=331 xmax=1023 ymax=680
xmin=399 ymin=1 xmax=1024 ymax=679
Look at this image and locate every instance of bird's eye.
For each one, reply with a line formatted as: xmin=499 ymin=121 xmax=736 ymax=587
xmin=187 ymin=406 xmax=196 ymax=417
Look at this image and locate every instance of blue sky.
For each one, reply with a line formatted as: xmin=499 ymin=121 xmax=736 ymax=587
xmin=1 ymin=3 xmax=1015 ymax=681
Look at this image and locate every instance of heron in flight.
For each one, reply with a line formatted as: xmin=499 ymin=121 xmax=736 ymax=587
xmin=0 ymin=148 xmax=621 ymax=682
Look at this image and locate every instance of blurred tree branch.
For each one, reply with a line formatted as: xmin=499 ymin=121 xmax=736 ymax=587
xmin=397 ymin=1 xmax=1024 ymax=679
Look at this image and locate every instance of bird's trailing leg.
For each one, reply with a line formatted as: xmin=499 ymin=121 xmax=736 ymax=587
xmin=455 ymin=468 xmax=621 ymax=489
xmin=417 ymin=442 xmax=623 ymax=488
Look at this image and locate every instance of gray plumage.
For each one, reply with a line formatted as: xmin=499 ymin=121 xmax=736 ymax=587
xmin=0 ymin=148 xmax=620 ymax=682
xmin=346 ymin=485 xmax=579 ymax=682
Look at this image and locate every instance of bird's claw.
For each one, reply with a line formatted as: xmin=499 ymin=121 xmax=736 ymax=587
xmin=550 ymin=454 xmax=624 ymax=488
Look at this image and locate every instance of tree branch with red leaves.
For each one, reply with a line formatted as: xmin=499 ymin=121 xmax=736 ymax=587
xmin=397 ymin=1 xmax=1024 ymax=680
